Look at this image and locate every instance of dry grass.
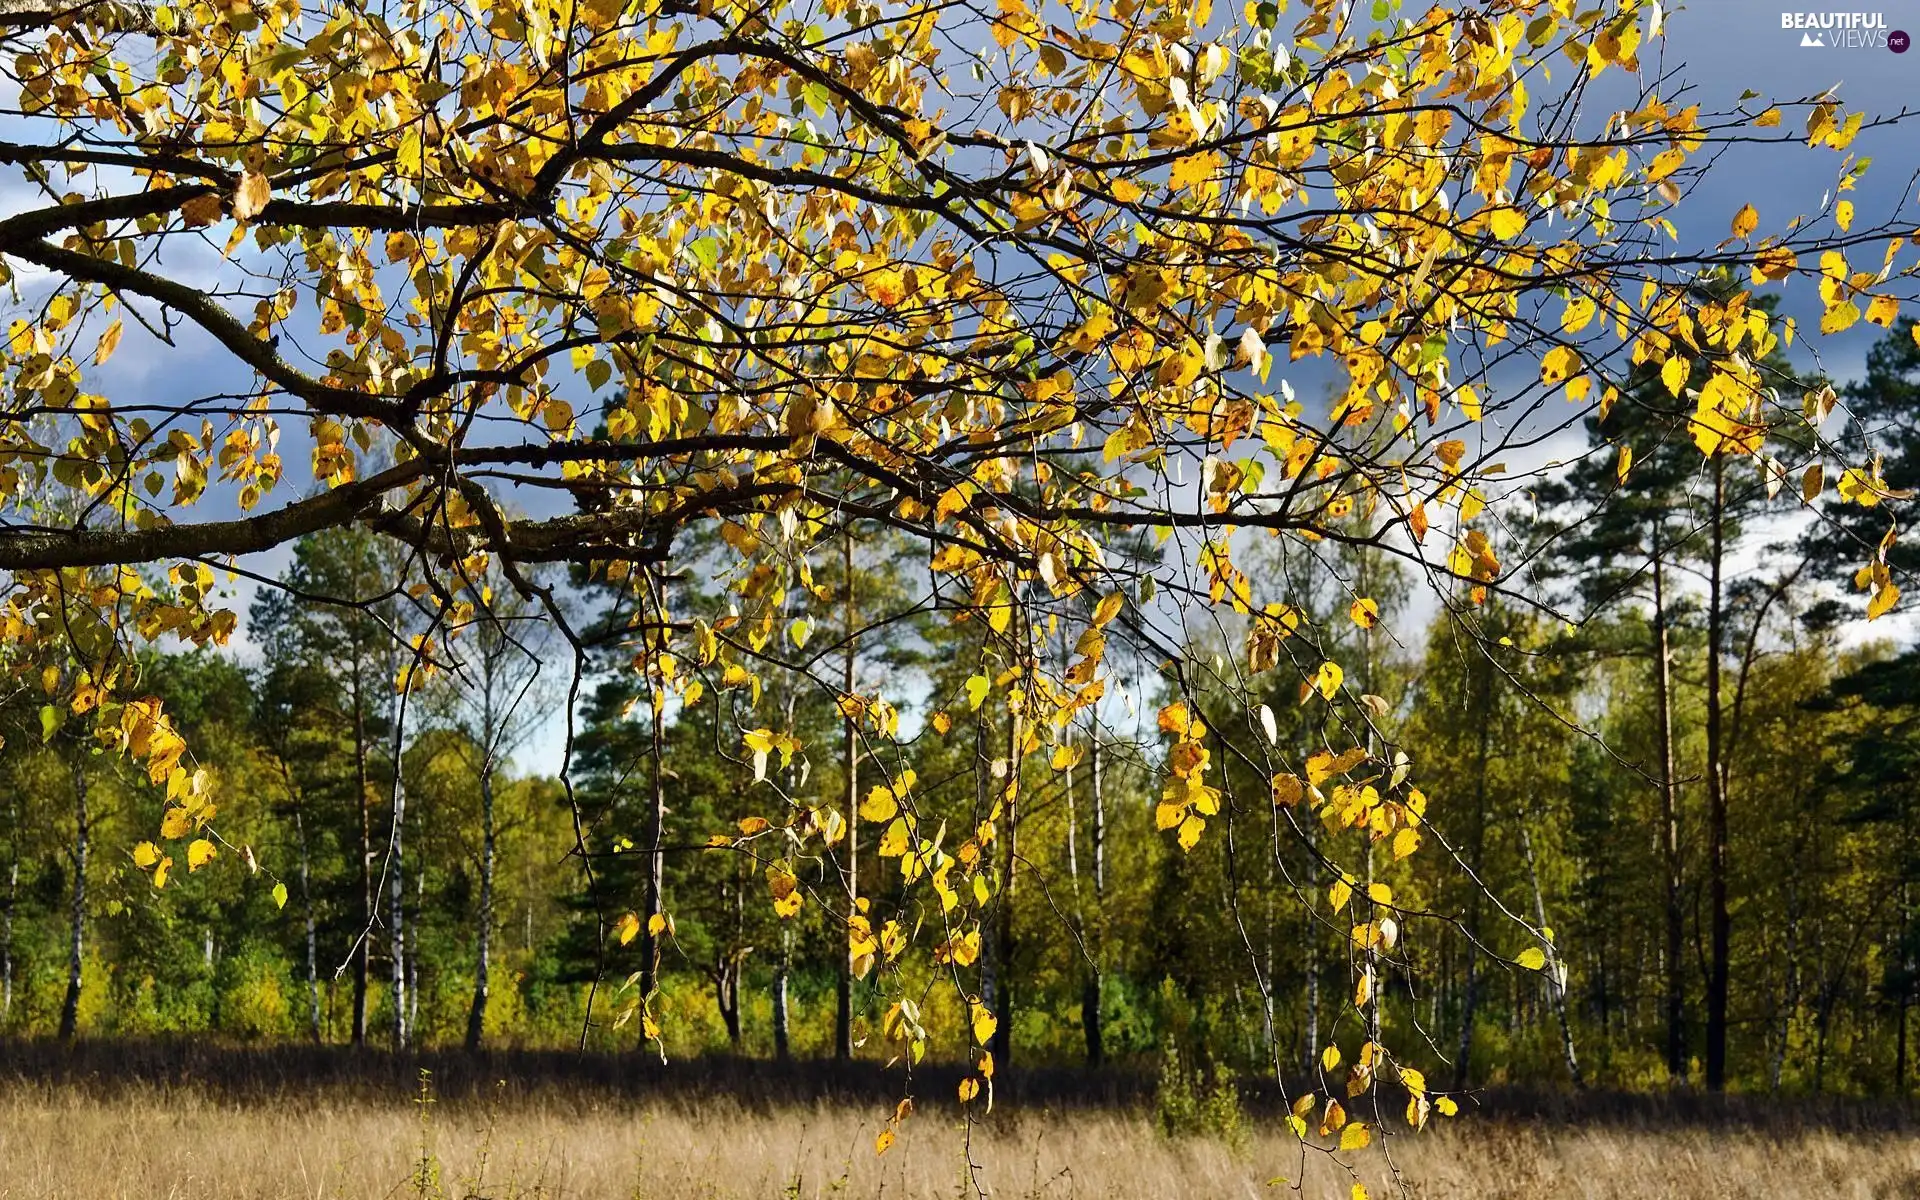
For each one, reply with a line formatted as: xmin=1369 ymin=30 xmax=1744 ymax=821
xmin=5 ymin=1074 xmax=1920 ymax=1200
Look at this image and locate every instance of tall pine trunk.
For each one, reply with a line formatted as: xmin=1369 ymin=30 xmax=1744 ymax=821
xmin=992 ymin=684 xmax=1022 ymax=1070
xmin=294 ymin=805 xmax=322 ymax=1042
xmin=390 ymin=772 xmax=408 ymax=1051
xmin=1652 ymin=550 xmax=1686 ymax=1083
xmin=352 ymin=662 xmax=372 ymax=1048
xmin=58 ymin=755 xmax=89 ymax=1040
xmin=1705 ymin=457 xmax=1731 ymax=1091
xmin=639 ymin=684 xmax=666 ymax=1011
xmin=466 ymin=760 xmax=497 ymax=1052
xmin=1080 ymin=734 xmax=1105 ymax=1067
xmin=1453 ymin=644 xmax=1494 ymax=1091
xmin=3 ymin=791 xmax=16 ymax=1026
xmin=835 ymin=535 xmax=857 ymax=1061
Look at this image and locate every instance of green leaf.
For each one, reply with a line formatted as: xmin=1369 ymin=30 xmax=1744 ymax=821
xmin=1516 ymin=947 xmax=1547 ymax=971
xmin=39 ymin=704 xmax=60 ymax=743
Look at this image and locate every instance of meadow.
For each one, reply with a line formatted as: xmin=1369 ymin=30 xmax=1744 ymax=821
xmin=2 ymin=1044 xmax=1917 ymax=1199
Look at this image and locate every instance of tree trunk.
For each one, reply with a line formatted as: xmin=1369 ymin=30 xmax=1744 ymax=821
xmin=992 ymin=687 xmax=1022 ymax=1070
xmin=3 ymin=791 xmax=16 ymax=1026
xmin=408 ymin=871 xmax=421 ymax=1038
xmin=1453 ymin=642 xmax=1494 ymax=1091
xmin=389 ymin=773 xmax=408 ymax=1052
xmin=772 ymin=925 xmax=791 ymax=1063
xmin=836 ymin=535 xmax=857 ymax=1061
xmin=352 ymin=664 xmax=372 ymax=1049
xmin=1522 ymin=825 xmax=1582 ymax=1086
xmin=1652 ymin=552 xmax=1686 ymax=1084
xmin=467 ymin=758 xmax=497 ymax=1052
xmin=640 ymin=684 xmax=666 ymax=1010
xmin=976 ymin=704 xmax=997 ymax=1024
xmin=1705 ymin=457 xmax=1730 ymax=1092
xmin=294 ymin=806 xmax=322 ymax=1043
xmin=1304 ymin=815 xmax=1320 ymax=1074
xmin=58 ymin=755 xmax=89 ymax=1041
xmin=1081 ymin=733 xmax=1105 ymax=1067
xmin=716 ymin=955 xmax=743 ymax=1050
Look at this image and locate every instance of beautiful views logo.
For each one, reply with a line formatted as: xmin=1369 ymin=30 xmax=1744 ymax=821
xmin=1780 ymin=11 xmax=1899 ymax=49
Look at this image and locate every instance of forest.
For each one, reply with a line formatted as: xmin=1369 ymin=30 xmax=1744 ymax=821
xmin=5 ymin=316 xmax=1918 ymax=1106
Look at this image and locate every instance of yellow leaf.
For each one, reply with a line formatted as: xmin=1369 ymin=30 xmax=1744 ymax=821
xmin=1487 ymin=207 xmax=1527 ymax=240
xmin=1516 ymin=946 xmax=1548 ymax=970
xmin=1167 ymin=151 xmax=1220 ymax=192
xmin=151 ymin=856 xmax=172 ymax=889
xmin=1866 ymin=295 xmax=1899 ymax=327
xmin=1540 ymin=345 xmax=1580 ymax=388
xmin=1646 ymin=148 xmax=1685 ymax=181
xmin=1662 ymin=354 xmax=1688 ymax=397
xmin=971 ymin=1001 xmax=998 ymax=1046
xmin=860 ymin=785 xmax=900 ymax=823
xmin=1730 ymin=203 xmax=1758 ymax=239
xmin=615 ymin=912 xmax=641 ymax=945
xmin=1092 ymin=592 xmax=1125 ymax=627
xmin=181 ymin=193 xmax=222 ymax=226
xmin=1319 ymin=1099 xmax=1347 ymax=1136
xmin=186 ymin=839 xmax=216 ymax=871
xmin=1821 ymin=301 xmax=1860 ymax=335
xmin=1869 ymin=582 xmax=1900 ymax=621
xmin=875 ymin=1129 xmax=896 ymax=1156
xmin=94 ymin=319 xmax=123 ymax=366
xmin=1753 ymin=108 xmax=1781 ymax=127
xmin=1367 ymin=882 xmax=1393 ymax=906
xmin=1348 ymin=597 xmax=1379 ymax=629
xmin=1392 ymin=828 xmax=1420 ymax=859
xmin=1322 ymin=1044 xmax=1341 ymax=1071
xmin=1561 ymin=296 xmax=1597 ymax=334
xmin=1836 ymin=200 xmax=1853 ymax=232
xmin=1174 ymin=811 xmax=1209 ymax=851
xmin=931 ymin=711 xmax=953 ymax=735
xmin=1328 ymin=879 xmax=1353 ymax=910
xmin=131 ymin=841 xmax=161 ymax=868
xmin=232 ymin=171 xmax=271 ymax=221
xmin=1340 ymin=1123 xmax=1371 ymax=1151
xmin=1755 ymin=245 xmax=1796 ymax=282
xmin=160 ymin=806 xmax=191 ymax=839
xmin=1690 ymin=405 xmax=1763 ymax=458
xmin=1616 ymin=445 xmax=1633 ymax=483
xmin=1314 ymin=661 xmax=1343 ymax=701
xmin=648 ymin=912 xmax=668 ymax=937
xmin=958 ymin=1077 xmax=980 ymax=1103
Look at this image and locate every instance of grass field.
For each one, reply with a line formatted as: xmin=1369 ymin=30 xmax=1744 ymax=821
xmin=2 ymin=1045 xmax=1918 ymax=1198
